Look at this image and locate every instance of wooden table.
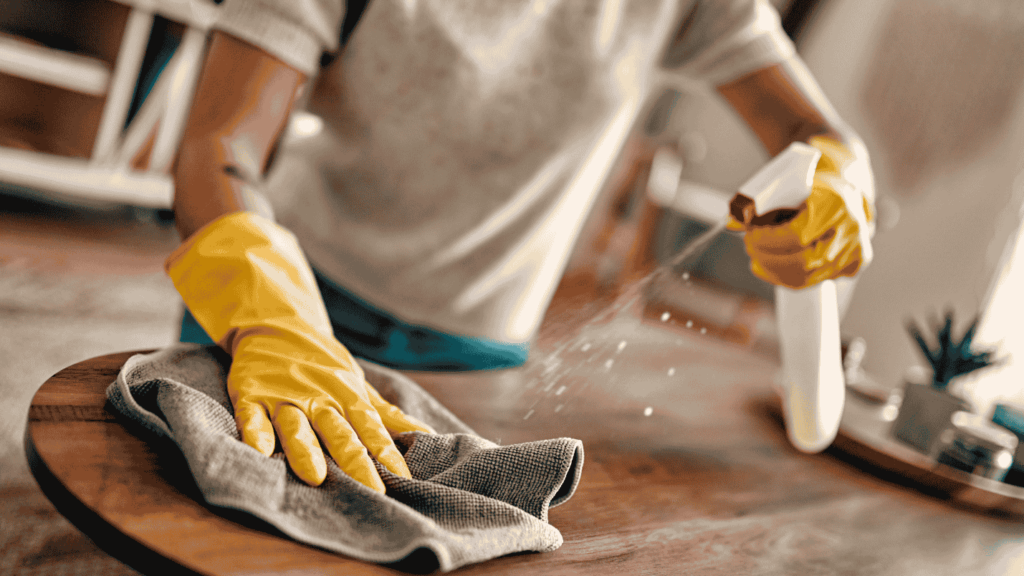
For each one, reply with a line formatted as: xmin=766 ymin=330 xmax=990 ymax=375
xmin=24 ymin=313 xmax=1024 ymax=575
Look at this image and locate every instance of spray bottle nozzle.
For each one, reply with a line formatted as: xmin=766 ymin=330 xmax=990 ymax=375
xmin=729 ymin=193 xmax=802 ymax=227
xmin=736 ymin=142 xmax=822 ymax=216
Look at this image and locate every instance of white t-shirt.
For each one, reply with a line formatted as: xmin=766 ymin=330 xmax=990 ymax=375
xmin=216 ymin=0 xmax=795 ymax=344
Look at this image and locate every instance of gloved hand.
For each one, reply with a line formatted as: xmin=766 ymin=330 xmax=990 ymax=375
xmin=165 ymin=212 xmax=433 ymax=491
xmin=729 ymin=136 xmax=876 ymax=289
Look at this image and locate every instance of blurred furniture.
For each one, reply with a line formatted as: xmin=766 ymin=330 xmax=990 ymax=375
xmin=0 ymin=0 xmax=218 ymax=208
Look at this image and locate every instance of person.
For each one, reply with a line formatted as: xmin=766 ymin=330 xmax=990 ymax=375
xmin=166 ymin=0 xmax=875 ymax=493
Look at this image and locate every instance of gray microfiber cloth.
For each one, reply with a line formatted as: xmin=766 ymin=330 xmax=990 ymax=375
xmin=105 ymin=344 xmax=583 ymax=572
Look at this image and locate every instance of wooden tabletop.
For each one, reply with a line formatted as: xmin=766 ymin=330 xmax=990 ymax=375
xmin=25 ymin=315 xmax=1024 ymax=575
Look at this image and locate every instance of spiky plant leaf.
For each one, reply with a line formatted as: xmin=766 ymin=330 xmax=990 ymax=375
xmin=905 ymin=310 xmax=1000 ymax=392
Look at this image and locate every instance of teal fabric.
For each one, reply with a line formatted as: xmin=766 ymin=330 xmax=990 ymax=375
xmin=993 ymin=404 xmax=1024 ymax=438
xmin=178 ymin=269 xmax=529 ymax=371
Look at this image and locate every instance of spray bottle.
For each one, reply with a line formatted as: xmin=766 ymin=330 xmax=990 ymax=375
xmin=733 ymin=141 xmax=845 ymax=453
xmin=648 ymin=141 xmax=849 ymax=452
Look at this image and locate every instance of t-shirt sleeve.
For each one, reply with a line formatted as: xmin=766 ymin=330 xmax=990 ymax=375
xmin=661 ymin=0 xmax=796 ymax=86
xmin=214 ymin=0 xmax=345 ymax=75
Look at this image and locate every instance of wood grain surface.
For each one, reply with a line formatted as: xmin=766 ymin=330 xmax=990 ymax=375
xmin=25 ymin=322 xmax=1024 ymax=575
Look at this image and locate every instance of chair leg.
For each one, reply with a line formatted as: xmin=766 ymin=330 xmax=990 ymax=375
xmin=113 ymin=51 xmax=178 ymax=169
xmin=92 ymin=7 xmax=154 ymax=164
xmin=148 ymin=27 xmax=207 ymax=175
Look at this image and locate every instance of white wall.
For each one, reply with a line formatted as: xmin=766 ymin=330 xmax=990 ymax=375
xmin=800 ymin=0 xmax=1024 ymax=401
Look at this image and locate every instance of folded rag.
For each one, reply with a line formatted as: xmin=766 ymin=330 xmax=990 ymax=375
xmin=106 ymin=344 xmax=584 ymax=572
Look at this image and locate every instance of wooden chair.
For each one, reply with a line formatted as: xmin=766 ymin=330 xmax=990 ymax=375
xmin=0 ymin=0 xmax=217 ymax=209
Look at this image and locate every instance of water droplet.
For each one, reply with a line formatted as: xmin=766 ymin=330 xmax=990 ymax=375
xmin=644 ymin=407 xmax=653 ymax=417
xmin=700 ymin=327 xmax=707 ymax=334
xmin=881 ymin=404 xmax=899 ymax=422
xmin=581 ymin=343 xmax=592 ymax=352
xmin=523 ymin=409 xmax=534 ymax=420
xmin=616 ymin=340 xmax=627 ymax=353
xmin=686 ymin=320 xmax=693 ymax=328
xmin=682 ymin=272 xmax=690 ymax=281
xmin=667 ymin=367 xmax=676 ymax=376
xmin=555 ymin=386 xmax=567 ymax=396
xmin=554 ymin=404 xmax=564 ymax=413
xmin=660 ymin=312 xmax=671 ymax=322
xmin=604 ymin=359 xmax=615 ymax=370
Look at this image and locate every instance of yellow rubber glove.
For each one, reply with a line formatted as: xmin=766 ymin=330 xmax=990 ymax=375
xmin=729 ymin=136 xmax=876 ymax=289
xmin=165 ymin=212 xmax=433 ymax=491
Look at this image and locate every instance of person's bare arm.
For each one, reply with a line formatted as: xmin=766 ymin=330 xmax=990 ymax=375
xmin=716 ymin=56 xmax=864 ymax=158
xmin=173 ymin=31 xmax=307 ymax=240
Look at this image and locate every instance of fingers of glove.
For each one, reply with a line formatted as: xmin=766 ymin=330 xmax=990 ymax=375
xmin=235 ymin=400 xmax=277 ymax=457
xmin=344 ymin=399 xmax=413 ymax=479
xmin=311 ymin=408 xmax=386 ymax=493
xmin=735 ymin=180 xmax=849 ymax=251
xmin=742 ymin=214 xmax=809 ymax=255
xmin=812 ymin=237 xmax=864 ymax=284
xmin=364 ymin=384 xmax=436 ymax=435
xmin=747 ymin=214 xmax=861 ymax=284
xmin=381 ymin=407 xmax=435 ymax=436
xmin=750 ymin=254 xmax=814 ymax=288
xmin=797 ymin=184 xmax=850 ymax=246
xmin=750 ymin=231 xmax=864 ymax=288
xmin=273 ymin=405 xmax=328 ymax=486
xmin=799 ymin=248 xmax=862 ymax=287
xmin=742 ymin=188 xmax=851 ymax=256
xmin=808 ymin=136 xmax=853 ymax=175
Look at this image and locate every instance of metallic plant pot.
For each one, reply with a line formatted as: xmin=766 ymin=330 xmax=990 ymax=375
xmin=991 ymin=403 xmax=1024 ymax=485
xmin=929 ymin=411 xmax=1018 ymax=481
xmin=890 ymin=381 xmax=970 ymax=453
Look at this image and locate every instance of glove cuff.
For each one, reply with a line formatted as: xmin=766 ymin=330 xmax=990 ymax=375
xmin=166 ymin=211 xmax=334 ymax=352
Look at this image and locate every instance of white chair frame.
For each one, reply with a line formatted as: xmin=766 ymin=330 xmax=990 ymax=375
xmin=0 ymin=0 xmax=219 ymax=209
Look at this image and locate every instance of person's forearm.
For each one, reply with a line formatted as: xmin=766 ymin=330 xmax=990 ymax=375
xmin=716 ymin=56 xmax=863 ymax=157
xmin=174 ymin=139 xmax=275 ymax=238
xmin=173 ymin=32 xmax=306 ymax=240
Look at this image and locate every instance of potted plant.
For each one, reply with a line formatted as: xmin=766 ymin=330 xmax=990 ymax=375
xmin=891 ymin=310 xmax=1000 ymax=453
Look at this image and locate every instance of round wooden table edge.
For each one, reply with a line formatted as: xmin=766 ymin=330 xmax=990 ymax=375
xmin=24 ymin=349 xmax=205 ymax=576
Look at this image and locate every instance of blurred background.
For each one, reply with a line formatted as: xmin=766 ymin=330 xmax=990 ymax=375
xmin=573 ymin=0 xmax=1024 ymax=419
xmin=3 ymin=0 xmax=1024 ymax=572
